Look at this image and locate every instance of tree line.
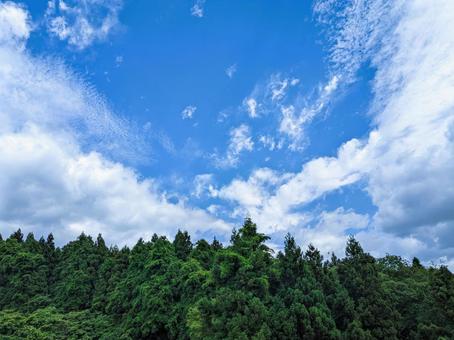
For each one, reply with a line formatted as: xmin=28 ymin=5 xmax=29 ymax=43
xmin=0 ymin=218 xmax=453 ymax=339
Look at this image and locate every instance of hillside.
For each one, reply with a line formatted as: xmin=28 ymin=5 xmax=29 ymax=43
xmin=0 ymin=218 xmax=453 ymax=339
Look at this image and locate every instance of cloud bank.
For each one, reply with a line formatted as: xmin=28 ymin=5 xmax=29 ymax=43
xmin=0 ymin=1 xmax=231 ymax=245
xmin=215 ymin=0 xmax=454 ymax=266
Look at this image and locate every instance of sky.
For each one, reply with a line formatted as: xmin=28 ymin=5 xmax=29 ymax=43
xmin=1 ymin=0 xmax=454 ymax=268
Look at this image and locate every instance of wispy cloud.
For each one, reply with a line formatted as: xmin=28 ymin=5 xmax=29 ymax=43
xmin=259 ymin=135 xmax=282 ymax=151
xmin=241 ymin=71 xmax=338 ymax=151
xmin=45 ymin=0 xmax=124 ymax=50
xmin=244 ymin=97 xmax=258 ymax=118
xmin=269 ymin=75 xmax=298 ymax=102
xmin=271 ymin=1 xmax=392 ymax=150
xmin=242 ymin=73 xmax=300 ymax=119
xmin=213 ymin=124 xmax=254 ymax=168
xmin=266 ymin=0 xmax=400 ymax=152
xmin=279 ymin=74 xmax=339 ymax=150
xmin=115 ymin=55 xmax=123 ymax=67
xmin=181 ymin=105 xmax=197 ymax=119
xmin=313 ymin=0 xmax=401 ymax=84
xmin=192 ymin=174 xmax=216 ymax=198
xmin=0 ymin=12 xmax=141 ymax=161
xmin=191 ymin=0 xmax=206 ymax=18
xmin=225 ymin=63 xmax=237 ymax=79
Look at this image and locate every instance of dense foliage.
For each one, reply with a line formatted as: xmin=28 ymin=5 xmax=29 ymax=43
xmin=1 ymin=218 xmax=453 ymax=339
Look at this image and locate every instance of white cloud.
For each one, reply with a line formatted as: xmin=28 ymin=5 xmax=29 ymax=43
xmin=0 ymin=44 xmax=141 ymax=160
xmin=259 ymin=135 xmax=282 ymax=151
xmin=334 ymin=0 xmax=454 ymax=241
xmin=242 ymin=73 xmax=300 ymax=120
xmin=216 ymin=168 xmax=287 ymax=207
xmin=0 ymin=43 xmax=149 ymax=164
xmin=323 ymin=75 xmax=339 ymax=95
xmin=244 ymin=97 xmax=258 ymax=118
xmin=215 ymin=168 xmax=308 ymax=230
xmin=313 ymin=0 xmax=401 ymax=84
xmin=290 ymin=78 xmax=300 ymax=86
xmin=240 ymin=71 xmax=338 ymax=151
xmin=191 ymin=0 xmax=205 ymax=18
xmin=269 ymin=138 xmax=365 ymax=209
xmin=228 ymin=124 xmax=254 ymax=153
xmin=225 ymin=64 xmax=237 ymax=79
xmin=213 ymin=124 xmax=254 ymax=168
xmin=206 ymin=205 xmax=220 ymax=215
xmin=181 ymin=105 xmax=197 ymax=119
xmin=279 ymin=105 xmax=303 ymax=148
xmin=293 ymin=208 xmax=370 ymax=257
xmin=216 ymin=138 xmax=366 ymax=233
xmin=257 ymin=2 xmax=391 ymax=152
xmin=278 ymin=74 xmax=341 ymax=150
xmin=217 ymin=109 xmax=230 ymax=123
xmin=0 ymin=128 xmax=231 ymax=245
xmin=0 ymin=5 xmax=232 ymax=245
xmin=46 ymin=0 xmax=123 ymax=50
xmin=156 ymin=131 xmax=176 ymax=154
xmin=269 ymin=74 xmax=293 ymax=102
xmin=192 ymin=174 xmax=215 ymax=198
xmin=0 ymin=1 xmax=30 ymax=48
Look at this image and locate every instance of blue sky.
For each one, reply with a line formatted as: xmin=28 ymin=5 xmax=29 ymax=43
xmin=1 ymin=0 xmax=454 ymax=268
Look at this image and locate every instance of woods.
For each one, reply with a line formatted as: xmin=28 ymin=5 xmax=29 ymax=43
xmin=1 ymin=218 xmax=453 ymax=339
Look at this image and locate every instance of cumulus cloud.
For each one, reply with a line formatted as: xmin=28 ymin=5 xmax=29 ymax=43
xmin=215 ymin=168 xmax=289 ymax=208
xmin=0 ymin=128 xmax=231 ymax=245
xmin=322 ymin=0 xmax=454 ymax=240
xmin=0 ymin=1 xmax=30 ymax=48
xmin=0 ymin=3 xmax=232 ymax=245
xmin=291 ymin=208 xmax=370 ymax=256
xmin=46 ymin=0 xmax=123 ymax=50
xmin=216 ymin=139 xmax=366 ymax=232
xmin=213 ymin=124 xmax=254 ymax=168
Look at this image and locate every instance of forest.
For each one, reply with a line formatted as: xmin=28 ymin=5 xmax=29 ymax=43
xmin=0 ymin=218 xmax=453 ymax=339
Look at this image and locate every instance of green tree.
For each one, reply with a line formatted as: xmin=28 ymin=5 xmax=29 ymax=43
xmin=53 ymin=233 xmax=105 ymax=311
xmin=338 ymin=237 xmax=400 ymax=339
xmin=0 ymin=237 xmax=50 ymax=311
xmin=174 ymin=229 xmax=193 ymax=260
